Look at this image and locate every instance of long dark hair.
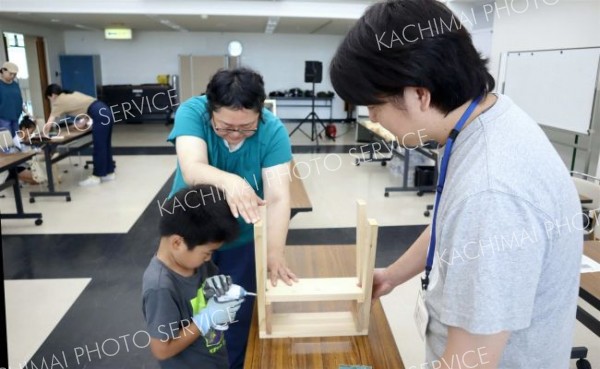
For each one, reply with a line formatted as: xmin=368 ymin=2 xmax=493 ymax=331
xmin=45 ymin=83 xmax=73 ymax=97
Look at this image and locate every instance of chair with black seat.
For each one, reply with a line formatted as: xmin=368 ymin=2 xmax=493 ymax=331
xmin=572 ymin=171 xmax=600 ymax=240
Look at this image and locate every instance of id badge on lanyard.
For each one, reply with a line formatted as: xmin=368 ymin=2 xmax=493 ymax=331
xmin=414 ymin=95 xmax=483 ymax=341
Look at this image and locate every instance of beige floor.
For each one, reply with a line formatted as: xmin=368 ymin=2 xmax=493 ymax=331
xmin=0 ymin=155 xmax=176 ymax=234
xmin=6 ymin=278 xmax=91 ymax=369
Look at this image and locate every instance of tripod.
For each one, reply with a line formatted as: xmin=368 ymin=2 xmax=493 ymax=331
xmin=289 ymin=81 xmax=328 ymax=148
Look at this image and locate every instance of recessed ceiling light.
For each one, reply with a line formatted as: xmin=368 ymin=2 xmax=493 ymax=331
xmin=51 ymin=19 xmax=60 ymax=23
xmin=201 ymin=14 xmax=208 ymax=20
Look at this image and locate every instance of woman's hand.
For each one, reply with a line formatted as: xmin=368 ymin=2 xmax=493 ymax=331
xmin=267 ymin=252 xmax=298 ymax=287
xmin=372 ymin=268 xmax=396 ymax=300
xmin=222 ymin=174 xmax=266 ymax=224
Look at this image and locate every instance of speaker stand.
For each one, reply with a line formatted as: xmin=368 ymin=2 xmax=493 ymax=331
xmin=289 ymin=81 xmax=328 ymax=149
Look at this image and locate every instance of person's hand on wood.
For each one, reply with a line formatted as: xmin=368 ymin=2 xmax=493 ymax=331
xmin=267 ymin=251 xmax=298 ymax=287
xmin=223 ymin=174 xmax=266 ymax=224
xmin=372 ymin=268 xmax=396 ymax=300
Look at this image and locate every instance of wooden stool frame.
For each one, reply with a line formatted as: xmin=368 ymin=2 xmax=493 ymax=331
xmin=253 ymin=200 xmax=378 ymax=338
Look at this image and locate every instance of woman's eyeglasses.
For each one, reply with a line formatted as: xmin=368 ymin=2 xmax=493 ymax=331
xmin=212 ymin=119 xmax=258 ymax=136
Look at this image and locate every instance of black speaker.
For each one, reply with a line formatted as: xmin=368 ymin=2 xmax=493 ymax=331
xmin=304 ymin=61 xmax=322 ymax=83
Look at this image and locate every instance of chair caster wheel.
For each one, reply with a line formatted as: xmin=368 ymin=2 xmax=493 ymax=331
xmin=424 ymin=211 xmax=430 ymax=217
xmin=417 ymin=191 xmax=424 ymax=197
xmin=381 ymin=161 xmax=387 ymax=166
xmin=29 ymin=197 xmax=35 ymax=203
xmin=84 ymin=165 xmax=89 ymax=169
xmin=576 ymin=359 xmax=591 ymax=369
xmin=355 ymin=162 xmax=360 ymax=166
xmin=384 ymin=192 xmax=389 ymax=197
xmin=66 ymin=196 xmax=71 ymax=202
xmin=35 ymin=219 xmax=43 ymax=226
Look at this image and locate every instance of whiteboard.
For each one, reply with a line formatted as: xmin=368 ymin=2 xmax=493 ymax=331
xmin=502 ymin=48 xmax=600 ymax=135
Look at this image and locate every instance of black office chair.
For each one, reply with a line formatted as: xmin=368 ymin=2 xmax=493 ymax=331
xmin=571 ymin=347 xmax=591 ymax=369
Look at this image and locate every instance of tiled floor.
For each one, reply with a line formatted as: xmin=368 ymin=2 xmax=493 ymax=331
xmin=1 ymin=122 xmax=598 ymax=369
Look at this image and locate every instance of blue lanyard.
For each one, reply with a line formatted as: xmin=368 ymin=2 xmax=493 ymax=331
xmin=421 ymin=95 xmax=484 ymax=291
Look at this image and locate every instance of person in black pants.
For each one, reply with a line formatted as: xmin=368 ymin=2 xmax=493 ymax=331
xmin=45 ymin=84 xmax=115 ymax=186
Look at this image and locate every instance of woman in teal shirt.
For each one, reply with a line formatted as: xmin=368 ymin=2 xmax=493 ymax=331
xmin=168 ymin=68 xmax=296 ymax=369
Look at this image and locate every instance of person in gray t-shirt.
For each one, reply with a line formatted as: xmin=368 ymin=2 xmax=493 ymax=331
xmin=142 ymin=184 xmax=243 ymax=369
xmin=330 ymin=1 xmax=583 ymax=368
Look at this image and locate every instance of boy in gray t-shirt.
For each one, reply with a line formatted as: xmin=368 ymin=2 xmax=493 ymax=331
xmin=330 ymin=0 xmax=583 ymax=367
xmin=142 ymin=184 xmax=243 ymax=369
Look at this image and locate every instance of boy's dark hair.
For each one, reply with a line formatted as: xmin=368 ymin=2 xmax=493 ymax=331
xmin=205 ymin=68 xmax=266 ymax=119
xmin=330 ymin=0 xmax=495 ymax=114
xmin=45 ymin=83 xmax=73 ymax=97
xmin=160 ymin=185 xmax=239 ymax=249
xmin=19 ymin=115 xmax=36 ymax=131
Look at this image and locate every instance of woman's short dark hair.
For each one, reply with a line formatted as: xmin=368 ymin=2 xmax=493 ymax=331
xmin=160 ymin=184 xmax=239 ymax=249
xmin=45 ymin=84 xmax=73 ymax=97
xmin=330 ymin=0 xmax=495 ymax=114
xmin=205 ymin=68 xmax=266 ymax=116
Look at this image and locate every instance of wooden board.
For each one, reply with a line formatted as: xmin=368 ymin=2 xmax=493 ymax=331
xmin=266 ymin=277 xmax=363 ymax=303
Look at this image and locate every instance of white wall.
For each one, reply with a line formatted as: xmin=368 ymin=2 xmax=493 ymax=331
xmin=64 ymin=31 xmax=347 ymax=119
xmin=0 ymin=18 xmax=65 ymax=85
xmin=489 ymin=0 xmax=600 ymax=175
xmin=490 ymin=0 xmax=600 ymax=81
xmin=447 ymin=1 xmax=495 ymax=61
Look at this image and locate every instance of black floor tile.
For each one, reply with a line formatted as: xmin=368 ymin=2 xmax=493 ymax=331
xmin=2 ymin=171 xmax=424 ymax=368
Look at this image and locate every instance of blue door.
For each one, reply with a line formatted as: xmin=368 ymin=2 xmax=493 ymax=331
xmin=59 ymin=55 xmax=97 ymax=97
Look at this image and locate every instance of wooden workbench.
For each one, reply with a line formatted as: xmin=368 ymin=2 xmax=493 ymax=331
xmin=244 ymin=245 xmax=404 ymax=369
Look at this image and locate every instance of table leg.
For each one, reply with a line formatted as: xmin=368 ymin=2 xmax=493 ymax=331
xmin=29 ymin=144 xmax=71 ymax=202
xmin=0 ymin=222 xmax=8 ymax=368
xmin=0 ymin=168 xmax=43 ymax=224
xmin=11 ymin=167 xmax=25 ymax=215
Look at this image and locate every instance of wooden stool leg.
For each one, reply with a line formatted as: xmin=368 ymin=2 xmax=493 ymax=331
xmin=266 ymin=303 xmax=273 ymax=334
xmin=357 ymin=218 xmax=378 ymax=333
xmin=254 ymin=207 xmax=269 ymax=337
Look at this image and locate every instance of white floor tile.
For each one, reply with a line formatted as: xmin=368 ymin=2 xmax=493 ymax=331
xmin=289 ymin=153 xmax=433 ymax=229
xmin=6 ymin=278 xmax=91 ymax=369
xmin=1 ymin=155 xmax=176 ymax=234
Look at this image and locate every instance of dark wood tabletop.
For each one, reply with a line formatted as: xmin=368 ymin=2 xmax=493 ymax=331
xmin=0 ymin=151 xmax=36 ymax=171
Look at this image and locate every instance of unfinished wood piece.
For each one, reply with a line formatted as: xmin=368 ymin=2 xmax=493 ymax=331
xmin=254 ymin=200 xmax=378 ymax=339
xmin=254 ymin=207 xmax=269 ymax=335
xmin=356 ymin=199 xmax=367 ymax=283
xmin=265 ymin=277 xmax=363 ymax=303
xmin=358 ymin=218 xmax=378 ymax=330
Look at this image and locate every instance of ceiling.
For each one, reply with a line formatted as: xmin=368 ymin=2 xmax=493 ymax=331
xmin=0 ymin=0 xmax=504 ymax=36
xmin=0 ymin=12 xmax=357 ymax=35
